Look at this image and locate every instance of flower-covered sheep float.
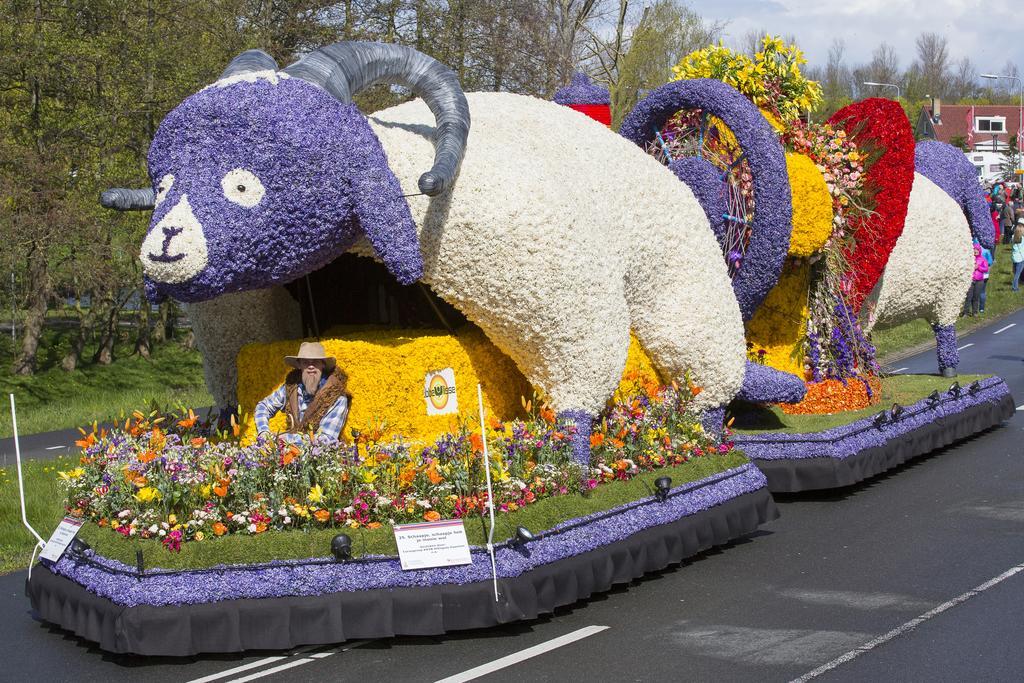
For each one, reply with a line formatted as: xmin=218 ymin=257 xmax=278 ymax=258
xmin=27 ymin=42 xmax=782 ymax=656
xmin=617 ymin=38 xmax=1014 ymax=492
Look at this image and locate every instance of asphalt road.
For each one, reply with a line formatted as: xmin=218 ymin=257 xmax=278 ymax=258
xmin=2 ymin=309 xmax=1022 ymax=682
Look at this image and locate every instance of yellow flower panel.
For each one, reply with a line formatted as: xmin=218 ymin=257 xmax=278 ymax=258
xmin=786 ymin=152 xmax=834 ymax=257
xmin=238 ymin=327 xmax=662 ymax=446
xmin=745 ymin=263 xmax=811 ymax=377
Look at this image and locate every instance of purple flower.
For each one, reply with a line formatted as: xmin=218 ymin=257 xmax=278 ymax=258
xmin=553 ymin=73 xmax=610 ymax=105
xmin=915 ymin=139 xmax=995 ymax=249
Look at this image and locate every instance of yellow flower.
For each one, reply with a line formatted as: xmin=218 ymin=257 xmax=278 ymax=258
xmin=195 ymin=531 xmax=205 ymax=541
xmin=307 ymin=484 xmax=324 ymax=504
xmin=134 ymin=487 xmax=161 ymax=503
xmin=58 ymin=468 xmax=85 ymax=481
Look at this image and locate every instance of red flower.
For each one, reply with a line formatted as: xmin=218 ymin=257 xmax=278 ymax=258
xmin=828 ymin=99 xmax=915 ymax=312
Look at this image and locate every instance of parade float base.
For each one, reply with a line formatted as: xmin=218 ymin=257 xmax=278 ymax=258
xmin=732 ymin=375 xmax=1015 ymax=493
xmin=26 ymin=464 xmax=776 ymax=656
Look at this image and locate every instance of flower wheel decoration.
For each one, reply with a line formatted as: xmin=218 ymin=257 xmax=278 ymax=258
xmin=620 ymin=78 xmax=792 ymax=321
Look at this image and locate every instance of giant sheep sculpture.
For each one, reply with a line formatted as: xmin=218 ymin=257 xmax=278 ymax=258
xmin=101 ymin=42 xmax=799 ymax=463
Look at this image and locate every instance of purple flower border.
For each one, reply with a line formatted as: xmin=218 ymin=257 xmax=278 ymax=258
xmin=933 ymin=323 xmax=959 ymax=372
xmin=553 ymin=73 xmax=611 ymax=105
xmin=735 ymin=375 xmax=1010 ymax=460
xmin=47 ymin=464 xmax=766 ymax=608
xmin=619 ymin=78 xmax=793 ymax=321
xmin=915 ymin=139 xmax=996 ymax=250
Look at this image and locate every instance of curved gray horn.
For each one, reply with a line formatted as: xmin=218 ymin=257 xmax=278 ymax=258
xmin=219 ymin=49 xmax=279 ymax=80
xmin=100 ymin=188 xmax=155 ymax=211
xmin=283 ymin=41 xmax=470 ymax=196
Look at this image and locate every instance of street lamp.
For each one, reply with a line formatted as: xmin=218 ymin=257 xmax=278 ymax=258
xmin=981 ymin=73 xmax=1023 ymax=176
xmin=863 ymin=81 xmax=900 ymax=99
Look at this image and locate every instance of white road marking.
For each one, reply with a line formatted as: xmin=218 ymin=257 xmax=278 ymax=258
xmin=44 ymin=445 xmax=64 ymax=450
xmin=993 ymin=323 xmax=1016 ymax=335
xmin=185 ymin=645 xmax=322 ymax=683
xmin=434 ymin=625 xmax=610 ymax=683
xmin=890 ymin=367 xmax=908 ymax=374
xmin=957 ymin=343 xmax=974 ymax=351
xmin=223 ymin=640 xmax=372 ymax=683
xmin=1016 ymin=404 xmax=1024 ymax=411
xmin=790 ymin=561 xmax=1024 ymax=682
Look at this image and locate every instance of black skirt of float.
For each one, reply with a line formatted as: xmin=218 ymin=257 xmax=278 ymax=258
xmin=745 ymin=391 xmax=1015 ymax=493
xmin=26 ymin=488 xmax=777 ymax=657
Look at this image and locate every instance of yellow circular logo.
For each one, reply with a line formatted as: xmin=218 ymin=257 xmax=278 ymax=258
xmin=428 ymin=373 xmax=449 ymax=410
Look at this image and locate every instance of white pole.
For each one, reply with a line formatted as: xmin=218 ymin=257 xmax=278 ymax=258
xmin=11 ymin=394 xmax=44 ymax=546
xmin=477 ymin=383 xmax=499 ymax=602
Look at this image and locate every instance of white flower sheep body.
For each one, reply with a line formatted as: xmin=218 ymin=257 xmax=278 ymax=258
xmin=867 ymin=173 xmax=975 ymax=332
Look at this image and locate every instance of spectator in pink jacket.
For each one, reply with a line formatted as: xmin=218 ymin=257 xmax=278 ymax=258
xmin=966 ymin=244 xmax=989 ymax=316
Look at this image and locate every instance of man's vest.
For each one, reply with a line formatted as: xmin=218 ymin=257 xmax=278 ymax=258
xmin=283 ymin=367 xmax=351 ymax=435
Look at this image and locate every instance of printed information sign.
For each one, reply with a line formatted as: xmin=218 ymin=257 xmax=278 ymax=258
xmin=394 ymin=518 xmax=472 ymax=570
xmin=39 ymin=516 xmax=84 ymax=563
xmin=424 ymin=367 xmax=458 ymax=415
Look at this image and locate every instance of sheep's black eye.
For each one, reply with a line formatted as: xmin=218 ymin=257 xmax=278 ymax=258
xmin=236 ymin=185 xmax=246 ymax=192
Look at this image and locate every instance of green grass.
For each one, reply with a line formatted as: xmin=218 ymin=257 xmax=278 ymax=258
xmin=873 ymin=254 xmax=1021 ymax=359
xmin=71 ymin=452 xmax=748 ymax=572
xmin=0 ymin=455 xmax=72 ymax=574
xmin=0 ymin=327 xmax=211 ymax=438
xmin=731 ymin=373 xmax=988 ymax=434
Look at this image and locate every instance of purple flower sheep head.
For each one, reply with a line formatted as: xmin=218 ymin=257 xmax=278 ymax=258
xmin=141 ymin=75 xmax=401 ymax=302
xmin=101 ymin=44 xmax=471 ymax=304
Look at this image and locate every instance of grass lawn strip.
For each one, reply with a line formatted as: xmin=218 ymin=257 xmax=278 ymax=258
xmin=731 ymin=373 xmax=988 ymax=434
xmin=23 ymin=453 xmax=745 ymax=573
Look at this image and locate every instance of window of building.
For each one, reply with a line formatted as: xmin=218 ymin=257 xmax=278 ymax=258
xmin=976 ymin=116 xmax=1007 ymax=133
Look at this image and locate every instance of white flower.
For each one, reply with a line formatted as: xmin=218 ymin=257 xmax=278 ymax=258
xmin=158 ymin=529 xmax=166 ymax=537
xmin=248 ymin=523 xmax=258 ymax=533
xmin=283 ymin=516 xmax=292 ymax=525
xmin=128 ymin=527 xmax=137 ymax=536
xmin=148 ymin=524 xmax=159 ymax=534
xmin=118 ymin=510 xmax=131 ymax=518
xmin=343 ymin=506 xmax=354 ymax=514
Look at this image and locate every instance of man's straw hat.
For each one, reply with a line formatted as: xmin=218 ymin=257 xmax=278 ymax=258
xmin=284 ymin=341 xmax=336 ymax=371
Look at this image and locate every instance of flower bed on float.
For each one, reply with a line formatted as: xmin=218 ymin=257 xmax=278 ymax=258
xmin=57 ymin=378 xmax=744 ymax=563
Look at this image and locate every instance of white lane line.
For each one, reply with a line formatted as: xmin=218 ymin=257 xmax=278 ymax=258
xmin=993 ymin=323 xmax=1016 ymax=335
xmin=790 ymin=561 xmax=1024 ymax=682
xmin=890 ymin=367 xmax=908 ymax=374
xmin=185 ymin=645 xmax=320 ymax=683
xmin=224 ymin=640 xmax=372 ymax=683
xmin=44 ymin=445 xmax=65 ymax=450
xmin=957 ymin=343 xmax=974 ymax=351
xmin=1016 ymin=404 xmax=1024 ymax=411
xmin=434 ymin=625 xmax=609 ymax=683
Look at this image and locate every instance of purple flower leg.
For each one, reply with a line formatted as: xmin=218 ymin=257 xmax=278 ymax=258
xmin=701 ymin=406 xmax=726 ymax=440
xmin=933 ymin=323 xmax=959 ymax=377
xmin=558 ymin=409 xmax=594 ymax=466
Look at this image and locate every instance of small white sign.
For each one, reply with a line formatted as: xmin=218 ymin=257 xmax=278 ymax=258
xmin=394 ymin=518 xmax=472 ymax=570
xmin=40 ymin=516 xmax=84 ymax=563
xmin=424 ymin=367 xmax=458 ymax=416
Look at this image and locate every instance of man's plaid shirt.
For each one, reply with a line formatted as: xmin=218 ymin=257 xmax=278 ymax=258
xmin=254 ymin=378 xmax=350 ymax=444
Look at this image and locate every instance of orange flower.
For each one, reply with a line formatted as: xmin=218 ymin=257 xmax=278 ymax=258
xmin=426 ymin=460 xmax=444 ymax=485
xmin=213 ymin=478 xmax=230 ymax=497
xmin=190 ymin=437 xmax=207 ymax=448
xmin=610 ymin=437 xmax=625 ymax=449
xmin=314 ymin=509 xmax=331 ymax=522
xmin=423 ymin=510 xmax=441 ymax=522
xmin=552 ymin=431 xmax=565 ymax=441
xmin=487 ymin=415 xmax=504 ymax=431
xmin=97 ymin=518 xmax=108 ymax=527
xmin=212 ymin=522 xmax=228 ymax=536
xmin=469 ymin=433 xmax=484 ymax=453
xmin=150 ymin=427 xmax=166 ymax=451
xmin=255 ymin=522 xmax=268 ymax=533
xmin=177 ymin=410 xmax=197 ymax=429
xmin=399 ymin=463 xmax=418 ymax=487
xmin=138 ymin=450 xmax=157 ymax=464
xmin=281 ymin=445 xmax=299 ymax=466
xmin=367 ymin=522 xmax=382 ymax=529
xmin=590 ymin=433 xmax=605 ymax=448
xmin=540 ymin=406 xmax=556 ymax=424
xmin=74 ymin=429 xmax=97 ymax=449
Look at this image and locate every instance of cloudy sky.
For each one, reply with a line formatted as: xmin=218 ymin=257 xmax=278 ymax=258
xmin=686 ymin=0 xmax=1021 ymax=75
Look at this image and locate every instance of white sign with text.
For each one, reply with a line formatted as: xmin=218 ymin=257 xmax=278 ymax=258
xmin=424 ymin=367 xmax=458 ymax=415
xmin=39 ymin=516 xmax=84 ymax=563
xmin=394 ymin=518 xmax=472 ymax=570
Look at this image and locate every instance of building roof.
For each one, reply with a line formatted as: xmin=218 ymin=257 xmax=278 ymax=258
xmin=918 ymin=104 xmax=1024 ymax=150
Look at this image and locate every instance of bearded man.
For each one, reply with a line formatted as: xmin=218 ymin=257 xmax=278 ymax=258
xmin=254 ymin=342 xmax=351 ymax=444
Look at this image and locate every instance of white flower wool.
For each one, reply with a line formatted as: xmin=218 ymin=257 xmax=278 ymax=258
xmin=366 ymin=92 xmax=746 ymax=413
xmin=867 ymin=172 xmax=974 ymax=332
